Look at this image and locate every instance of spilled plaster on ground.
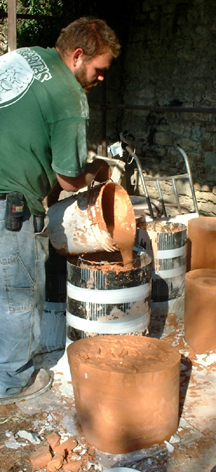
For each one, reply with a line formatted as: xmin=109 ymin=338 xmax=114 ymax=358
xmin=1 ymin=309 xmax=216 ymax=471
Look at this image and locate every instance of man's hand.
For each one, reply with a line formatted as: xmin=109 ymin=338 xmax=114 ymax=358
xmin=91 ymin=159 xmax=112 ymax=182
xmin=46 ymin=181 xmax=62 ymax=207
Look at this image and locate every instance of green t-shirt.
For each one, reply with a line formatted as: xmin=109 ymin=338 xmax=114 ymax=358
xmin=0 ymin=47 xmax=89 ymax=215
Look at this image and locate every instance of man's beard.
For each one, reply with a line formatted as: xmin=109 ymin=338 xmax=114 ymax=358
xmin=74 ymin=63 xmax=98 ymax=92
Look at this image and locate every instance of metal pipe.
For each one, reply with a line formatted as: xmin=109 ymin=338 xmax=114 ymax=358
xmin=176 ymin=144 xmax=199 ymax=214
xmin=125 ymin=145 xmax=154 ymax=218
xmin=90 ymin=103 xmax=216 ymax=114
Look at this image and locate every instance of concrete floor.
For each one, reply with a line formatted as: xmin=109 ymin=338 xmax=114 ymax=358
xmin=1 ymin=299 xmax=216 ymax=472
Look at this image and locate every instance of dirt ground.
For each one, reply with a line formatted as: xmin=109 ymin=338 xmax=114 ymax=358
xmin=1 ymin=303 xmax=216 ymax=472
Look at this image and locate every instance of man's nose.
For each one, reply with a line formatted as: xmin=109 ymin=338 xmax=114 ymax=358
xmin=97 ymin=74 xmax=104 ymax=81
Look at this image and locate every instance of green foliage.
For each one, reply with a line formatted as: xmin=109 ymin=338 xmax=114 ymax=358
xmin=18 ymin=0 xmax=63 ymax=16
xmin=0 ymin=0 xmax=7 ymax=11
xmin=16 ymin=0 xmax=64 ymax=47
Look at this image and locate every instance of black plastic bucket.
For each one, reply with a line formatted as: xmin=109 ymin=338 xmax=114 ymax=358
xmin=66 ymin=248 xmax=152 ymax=343
xmin=45 ymin=242 xmax=67 ymax=304
xmin=39 ymin=242 xmax=66 ymax=353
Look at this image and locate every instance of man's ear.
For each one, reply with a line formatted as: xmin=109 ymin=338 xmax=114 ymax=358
xmin=72 ymin=48 xmax=84 ymax=66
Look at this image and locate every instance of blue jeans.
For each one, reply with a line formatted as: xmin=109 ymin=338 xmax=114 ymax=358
xmin=0 ymin=200 xmax=49 ymax=397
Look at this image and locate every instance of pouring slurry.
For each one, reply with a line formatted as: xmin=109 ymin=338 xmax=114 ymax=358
xmin=99 ymin=182 xmax=136 ymax=268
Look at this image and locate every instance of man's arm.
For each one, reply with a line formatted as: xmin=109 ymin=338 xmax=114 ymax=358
xmin=56 ymin=159 xmax=111 ymax=193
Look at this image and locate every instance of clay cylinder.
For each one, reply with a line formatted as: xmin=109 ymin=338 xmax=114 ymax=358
xmin=136 ymin=220 xmax=187 ymax=301
xmin=66 ymin=249 xmax=152 ymax=342
xmin=67 ymin=335 xmax=181 ymax=454
xmin=187 ymin=217 xmax=216 ymax=271
xmin=47 ymin=182 xmax=136 ymax=256
xmin=184 ymin=269 xmax=216 ymax=352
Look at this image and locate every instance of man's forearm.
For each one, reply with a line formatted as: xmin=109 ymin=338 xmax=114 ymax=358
xmin=56 ymin=159 xmax=111 ymax=193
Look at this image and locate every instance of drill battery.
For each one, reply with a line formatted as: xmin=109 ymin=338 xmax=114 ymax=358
xmin=5 ymin=192 xmax=25 ymax=231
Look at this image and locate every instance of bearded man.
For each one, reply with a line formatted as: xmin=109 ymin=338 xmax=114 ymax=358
xmin=0 ymin=17 xmax=120 ymax=403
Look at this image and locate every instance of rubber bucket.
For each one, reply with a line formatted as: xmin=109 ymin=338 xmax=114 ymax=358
xmin=47 ymin=182 xmax=136 ymax=256
xmin=66 ymin=248 xmax=152 ymax=343
xmin=136 ymin=220 xmax=187 ymax=301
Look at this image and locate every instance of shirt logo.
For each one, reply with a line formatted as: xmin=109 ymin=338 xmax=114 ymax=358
xmin=0 ymin=48 xmax=52 ymax=108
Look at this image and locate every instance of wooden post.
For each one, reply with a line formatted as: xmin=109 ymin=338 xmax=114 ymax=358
xmin=8 ymin=0 xmax=17 ymax=51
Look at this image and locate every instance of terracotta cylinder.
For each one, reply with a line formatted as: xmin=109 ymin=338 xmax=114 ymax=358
xmin=184 ymin=269 xmax=216 ymax=352
xmin=187 ymin=217 xmax=216 ymax=271
xmin=67 ymin=335 xmax=181 ymax=454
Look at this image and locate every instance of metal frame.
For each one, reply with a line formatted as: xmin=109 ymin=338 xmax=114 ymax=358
xmin=126 ymin=144 xmax=199 ymax=219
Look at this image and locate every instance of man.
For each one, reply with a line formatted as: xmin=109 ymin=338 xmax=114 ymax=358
xmin=0 ymin=17 xmax=121 ymax=403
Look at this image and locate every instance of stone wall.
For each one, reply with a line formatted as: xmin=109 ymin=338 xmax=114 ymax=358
xmin=88 ymin=0 xmax=216 ymax=216
xmin=2 ymin=0 xmax=216 ymax=215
